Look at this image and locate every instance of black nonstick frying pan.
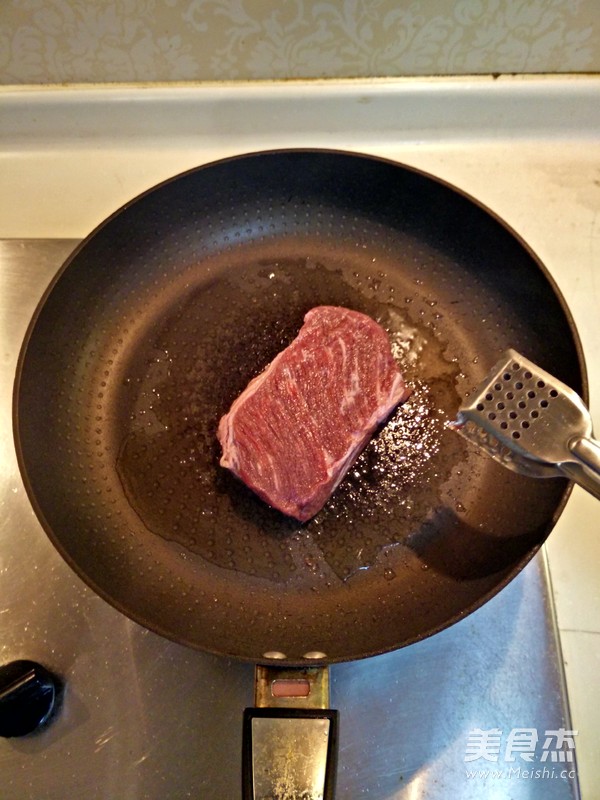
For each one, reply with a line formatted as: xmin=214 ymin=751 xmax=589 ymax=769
xmin=14 ymin=150 xmax=585 ymax=795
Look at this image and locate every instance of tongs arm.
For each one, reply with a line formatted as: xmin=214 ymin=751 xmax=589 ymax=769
xmin=561 ymin=437 xmax=600 ymax=500
xmin=569 ymin=436 xmax=600 ymax=477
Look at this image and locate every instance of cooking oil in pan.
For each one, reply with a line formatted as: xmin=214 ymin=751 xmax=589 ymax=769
xmin=116 ymin=251 xmax=467 ymax=583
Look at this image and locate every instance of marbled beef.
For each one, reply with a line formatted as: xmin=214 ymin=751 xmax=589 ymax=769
xmin=217 ymin=306 xmax=409 ymax=522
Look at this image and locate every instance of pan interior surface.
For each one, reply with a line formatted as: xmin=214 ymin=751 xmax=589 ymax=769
xmin=15 ymin=151 xmax=582 ymax=663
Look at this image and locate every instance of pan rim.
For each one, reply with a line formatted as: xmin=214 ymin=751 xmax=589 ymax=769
xmin=12 ymin=147 xmax=586 ymax=665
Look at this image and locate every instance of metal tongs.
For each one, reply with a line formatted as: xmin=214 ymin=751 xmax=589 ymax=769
xmin=452 ymin=349 xmax=600 ymax=500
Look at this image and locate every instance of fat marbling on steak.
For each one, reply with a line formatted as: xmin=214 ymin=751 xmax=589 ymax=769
xmin=217 ymin=306 xmax=410 ymax=522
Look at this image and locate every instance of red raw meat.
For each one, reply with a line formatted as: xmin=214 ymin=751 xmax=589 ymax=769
xmin=217 ymin=306 xmax=409 ymax=521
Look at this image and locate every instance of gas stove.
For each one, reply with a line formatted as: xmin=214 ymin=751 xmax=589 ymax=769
xmin=1 ymin=76 xmax=598 ymax=799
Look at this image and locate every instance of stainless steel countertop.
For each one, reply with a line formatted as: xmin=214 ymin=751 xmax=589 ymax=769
xmin=0 ymin=239 xmax=579 ymax=799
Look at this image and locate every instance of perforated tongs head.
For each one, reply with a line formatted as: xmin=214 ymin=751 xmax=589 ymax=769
xmin=453 ymin=349 xmax=600 ymax=501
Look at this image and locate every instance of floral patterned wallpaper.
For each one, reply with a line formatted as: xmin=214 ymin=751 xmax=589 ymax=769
xmin=0 ymin=0 xmax=597 ymax=84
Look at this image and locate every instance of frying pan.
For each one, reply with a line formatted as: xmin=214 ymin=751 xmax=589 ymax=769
xmin=14 ymin=150 xmax=584 ymax=794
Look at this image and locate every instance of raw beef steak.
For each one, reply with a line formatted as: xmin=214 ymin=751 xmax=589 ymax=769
xmin=217 ymin=306 xmax=410 ymax=521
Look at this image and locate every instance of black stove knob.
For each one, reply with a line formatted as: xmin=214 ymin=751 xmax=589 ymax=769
xmin=0 ymin=660 xmax=58 ymax=737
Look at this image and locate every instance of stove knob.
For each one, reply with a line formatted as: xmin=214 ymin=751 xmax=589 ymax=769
xmin=0 ymin=660 xmax=58 ymax=737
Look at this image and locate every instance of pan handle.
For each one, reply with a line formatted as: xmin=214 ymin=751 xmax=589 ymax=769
xmin=242 ymin=665 xmax=339 ymax=800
